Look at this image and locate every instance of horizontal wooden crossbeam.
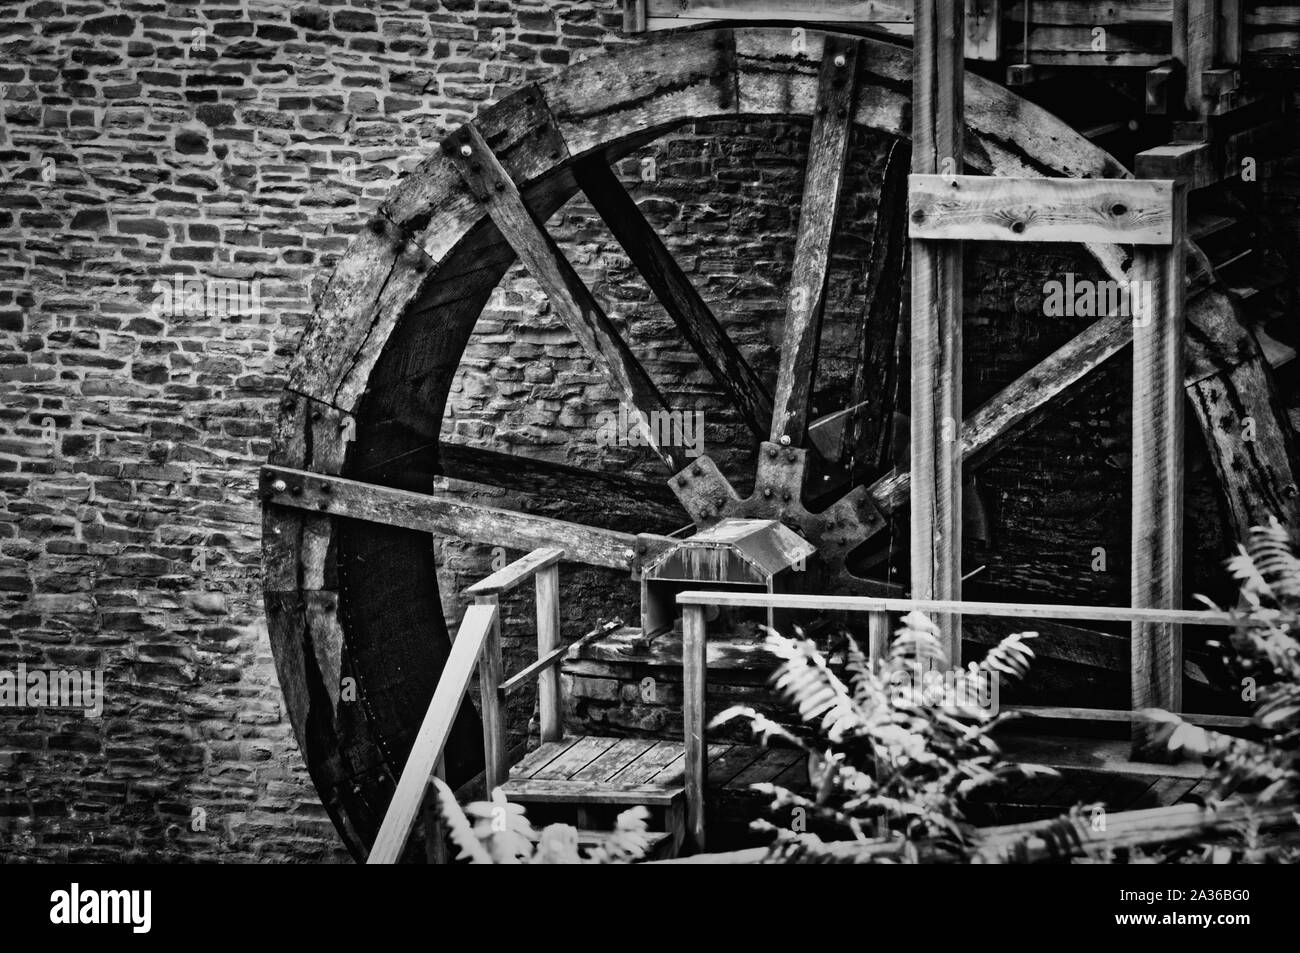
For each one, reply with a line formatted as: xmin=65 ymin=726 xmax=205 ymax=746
xmin=908 ymin=175 xmax=1177 ymax=245
xmin=261 ymin=465 xmax=676 ymax=571
xmin=675 ymin=590 xmax=1236 ymax=627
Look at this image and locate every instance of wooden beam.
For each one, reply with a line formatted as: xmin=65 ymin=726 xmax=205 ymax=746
xmin=870 ymin=311 xmax=1127 ymax=513
xmin=446 ymin=122 xmax=685 ymax=473
xmin=657 ymin=800 xmax=1299 ymax=865
xmin=911 ymin=0 xmax=965 ymax=664
xmin=842 ymin=138 xmax=911 ymax=474
xmin=1220 ymin=0 xmax=1242 ymax=66
xmin=261 ymin=464 xmax=676 ymax=572
xmin=1134 ymin=142 xmax=1215 ymax=191
xmin=682 ymin=602 xmax=708 ymax=853
xmin=1130 ymin=176 xmax=1187 ymax=758
xmin=674 ymin=589 xmax=1236 ymax=627
xmin=535 ymin=563 xmax=563 ymax=743
xmin=1184 ymin=0 xmax=1217 ymax=115
xmin=770 ymin=36 xmax=860 ymax=448
xmin=368 ymin=600 xmax=496 ymax=864
xmin=475 ymin=593 xmax=508 ymax=791
xmin=624 ymin=0 xmax=647 ymax=31
xmin=432 ymin=441 xmax=686 ymax=531
xmin=1005 ymin=705 xmax=1252 ymax=729
xmin=909 ymin=175 xmax=1177 ymax=245
xmin=573 ymin=156 xmax=773 ymax=440
xmin=464 ymin=547 xmax=565 ymax=597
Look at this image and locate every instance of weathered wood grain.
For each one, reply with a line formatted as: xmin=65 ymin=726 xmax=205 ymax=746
xmin=683 ymin=603 xmax=709 ymax=851
xmin=262 ymin=464 xmax=676 ymax=571
xmin=535 ymin=564 xmax=563 ymax=744
xmin=1130 ymin=179 xmax=1186 ymax=757
xmin=909 ymin=175 xmax=1177 ymax=245
xmin=770 ymin=35 xmax=860 ymax=447
xmin=910 ymin=0 xmax=965 ymax=663
xmin=464 ymin=547 xmax=565 ymax=597
xmin=844 ymin=137 xmax=910 ymax=475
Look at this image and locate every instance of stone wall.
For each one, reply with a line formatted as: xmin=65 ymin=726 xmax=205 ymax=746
xmin=0 ymin=0 xmax=635 ymax=864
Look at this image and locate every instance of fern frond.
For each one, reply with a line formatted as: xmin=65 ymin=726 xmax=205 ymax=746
xmin=430 ymin=776 xmax=493 ymax=864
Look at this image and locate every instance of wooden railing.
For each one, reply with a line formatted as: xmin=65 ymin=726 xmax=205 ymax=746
xmin=367 ymin=547 xmax=565 ymax=864
xmin=675 ymin=590 xmax=1246 ymax=852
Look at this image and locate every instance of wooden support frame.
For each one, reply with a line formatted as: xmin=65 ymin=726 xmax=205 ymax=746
xmin=623 ymin=0 xmax=1004 ymax=61
xmin=469 ymin=547 xmax=570 ymax=790
xmin=906 ymin=171 xmax=1185 ymax=759
xmin=1130 ymin=175 xmax=1188 ymax=758
xmin=911 ymin=0 xmax=965 ymax=665
xmin=676 ymin=588 xmax=1238 ymax=854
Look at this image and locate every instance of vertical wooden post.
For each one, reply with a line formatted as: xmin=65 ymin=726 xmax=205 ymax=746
xmin=1184 ymin=0 xmax=1218 ymax=115
xmin=476 ymin=594 xmax=508 ymax=790
xmin=1130 ymin=179 xmax=1187 ymax=760
xmin=534 ymin=563 xmax=563 ymax=743
xmin=1220 ymin=0 xmax=1243 ymax=67
xmin=682 ymin=602 xmax=708 ymax=853
xmin=868 ymin=610 xmax=891 ymax=668
xmin=910 ymin=0 xmax=965 ymax=666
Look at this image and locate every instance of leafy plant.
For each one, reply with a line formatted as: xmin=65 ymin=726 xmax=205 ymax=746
xmin=713 ymin=611 xmax=1051 ymax=862
xmin=428 ymin=777 xmax=652 ymax=864
xmin=1140 ymin=517 xmax=1300 ymax=862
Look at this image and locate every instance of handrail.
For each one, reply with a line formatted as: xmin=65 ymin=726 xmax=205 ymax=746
xmin=465 ymin=546 xmax=565 ymax=597
xmin=675 ymin=591 xmax=1238 ymax=627
xmin=672 ymin=588 xmax=1247 ymax=854
xmin=468 ymin=547 xmax=568 ymax=791
xmin=368 ymin=600 xmax=498 ymax=864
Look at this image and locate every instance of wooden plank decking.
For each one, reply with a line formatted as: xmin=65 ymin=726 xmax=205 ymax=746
xmin=503 ymin=735 xmax=806 ymax=802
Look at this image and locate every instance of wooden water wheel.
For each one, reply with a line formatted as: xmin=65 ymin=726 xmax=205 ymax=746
xmin=260 ymin=27 xmax=1300 ymax=859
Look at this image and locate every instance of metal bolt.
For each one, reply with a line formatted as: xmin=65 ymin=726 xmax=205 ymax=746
xmin=677 ymin=476 xmax=688 ymax=487
xmin=460 ymin=144 xmax=472 ymax=157
xmin=767 ymin=447 xmax=778 ymax=459
xmin=692 ymin=464 xmax=702 ymax=476
xmin=290 ymin=484 xmax=303 ymax=496
xmin=779 ymin=435 xmax=791 ymax=447
xmin=834 ymin=54 xmax=847 ymax=68
xmin=785 ymin=450 xmax=795 ymax=462
xmin=782 ymin=491 xmax=791 ymax=502
xmin=271 ymin=479 xmax=287 ymax=494
xmin=763 ymin=488 xmax=773 ymax=498
xmin=714 ymin=496 xmax=725 ymax=508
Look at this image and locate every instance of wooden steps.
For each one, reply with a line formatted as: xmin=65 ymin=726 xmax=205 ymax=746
xmin=502 ymin=733 xmax=812 ymax=855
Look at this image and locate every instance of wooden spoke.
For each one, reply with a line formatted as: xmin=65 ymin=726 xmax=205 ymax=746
xmin=770 ymin=35 xmax=861 ymax=448
xmin=262 ymin=464 xmax=676 ymax=572
xmin=433 ymin=442 xmax=686 ymax=532
xmin=868 ymin=310 xmax=1132 ymax=515
xmin=446 ymin=122 xmax=686 ymax=472
xmin=573 ymin=155 xmax=774 ymax=440
xmin=840 ymin=137 xmax=911 ymax=473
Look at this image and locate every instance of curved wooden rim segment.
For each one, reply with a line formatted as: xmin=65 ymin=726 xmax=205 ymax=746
xmin=262 ymin=27 xmax=1300 ymax=859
